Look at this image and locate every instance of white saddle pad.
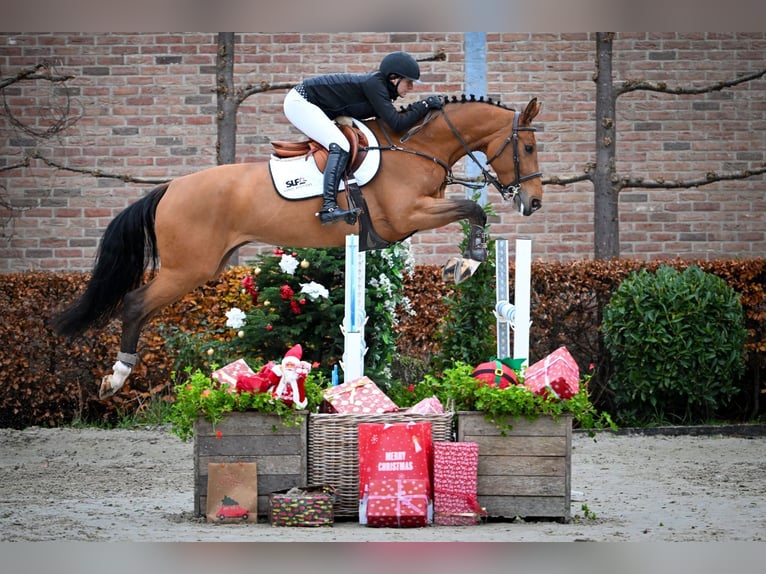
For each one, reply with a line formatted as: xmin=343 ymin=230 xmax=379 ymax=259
xmin=269 ymin=118 xmax=381 ymax=200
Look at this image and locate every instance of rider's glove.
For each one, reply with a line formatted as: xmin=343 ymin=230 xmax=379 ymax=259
xmin=423 ymin=96 xmax=443 ymax=110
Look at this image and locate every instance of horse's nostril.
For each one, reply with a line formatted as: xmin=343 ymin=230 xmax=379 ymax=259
xmin=531 ymin=198 xmax=542 ymax=212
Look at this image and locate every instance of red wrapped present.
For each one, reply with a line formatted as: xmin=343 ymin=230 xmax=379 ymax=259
xmin=433 ymin=442 xmax=485 ymax=526
xmin=211 ymin=359 xmax=255 ymax=388
xmin=523 ymin=346 xmax=580 ymax=400
xmin=404 ymin=396 xmax=444 ymax=415
xmin=322 ymin=376 xmax=399 ymax=414
xmin=365 ymin=478 xmax=430 ymax=527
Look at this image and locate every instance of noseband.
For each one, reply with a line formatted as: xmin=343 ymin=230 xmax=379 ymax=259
xmin=442 ymin=109 xmax=543 ymax=201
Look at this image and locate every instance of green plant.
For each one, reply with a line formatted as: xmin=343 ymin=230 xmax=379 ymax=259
xmin=575 ymin=503 xmax=597 ymax=521
xmin=166 ymin=243 xmax=414 ymax=384
xmin=399 ymin=361 xmax=616 ymax=436
xmin=167 ymin=367 xmax=328 ymax=441
xmin=602 ymin=265 xmax=748 ymax=425
xmin=433 ymin=201 xmax=498 ymax=369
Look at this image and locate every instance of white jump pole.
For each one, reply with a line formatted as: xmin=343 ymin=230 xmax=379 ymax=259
xmin=341 ymin=234 xmax=366 ymax=382
xmin=494 ymin=238 xmax=532 ymax=367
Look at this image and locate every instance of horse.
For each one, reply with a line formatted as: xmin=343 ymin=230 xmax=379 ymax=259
xmin=51 ymin=95 xmax=543 ymax=399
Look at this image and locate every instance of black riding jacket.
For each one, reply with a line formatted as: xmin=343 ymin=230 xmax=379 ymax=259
xmin=301 ymin=71 xmax=429 ymax=134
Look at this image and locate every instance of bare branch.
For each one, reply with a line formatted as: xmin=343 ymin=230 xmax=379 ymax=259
xmin=1 ymin=61 xmax=81 ymax=139
xmin=0 ymin=62 xmax=74 ymax=90
xmin=417 ymin=50 xmax=447 ymax=62
xmin=32 ymin=153 xmax=170 ymax=184
xmin=617 ymin=68 xmax=766 ymax=96
xmin=237 ymin=81 xmax=295 ymax=104
xmin=543 ymin=173 xmax=592 ymax=186
xmin=0 ymin=157 xmax=31 ymax=173
xmin=619 ymin=165 xmax=766 ymax=190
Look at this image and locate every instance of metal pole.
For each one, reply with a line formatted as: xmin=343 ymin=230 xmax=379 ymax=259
xmin=341 ymin=234 xmax=366 ymax=382
xmin=513 ymin=238 xmax=532 ymax=366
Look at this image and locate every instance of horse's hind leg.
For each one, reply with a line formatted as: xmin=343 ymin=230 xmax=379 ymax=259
xmin=99 ymin=268 xmax=207 ymax=399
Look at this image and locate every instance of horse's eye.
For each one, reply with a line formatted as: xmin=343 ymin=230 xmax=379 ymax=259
xmin=525 ymin=144 xmax=534 ymax=153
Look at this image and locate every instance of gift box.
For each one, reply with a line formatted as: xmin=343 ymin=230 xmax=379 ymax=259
xmin=268 ymin=485 xmax=335 ymax=527
xmin=404 ymin=396 xmax=444 ymax=415
xmin=433 ymin=442 xmax=485 ymax=526
xmin=523 ymin=346 xmax=580 ymax=400
xmin=212 ymin=358 xmax=256 ymax=388
xmin=322 ymin=376 xmax=399 ymax=414
xmin=365 ymin=478 xmax=430 ymax=527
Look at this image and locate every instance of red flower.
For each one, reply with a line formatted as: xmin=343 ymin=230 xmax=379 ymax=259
xmin=266 ymin=324 xmax=273 ymax=331
xmin=299 ymin=298 xmax=307 ymax=305
xmin=280 ymin=284 xmax=294 ymax=300
xmin=407 ymin=384 xmax=415 ymax=393
xmin=215 ymin=430 xmax=223 ymax=439
xmin=274 ymin=248 xmax=284 ymax=256
xmin=290 ymin=300 xmax=302 ymax=314
xmin=312 ymin=361 xmax=320 ymax=369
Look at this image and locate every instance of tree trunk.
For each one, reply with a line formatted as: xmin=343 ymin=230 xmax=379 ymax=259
xmin=593 ymin=33 xmax=620 ymax=260
xmin=216 ymin=32 xmax=238 ymax=166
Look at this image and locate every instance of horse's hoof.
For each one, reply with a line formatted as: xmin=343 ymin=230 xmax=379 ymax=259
xmin=442 ymin=257 xmax=481 ymax=284
xmin=99 ymin=375 xmax=118 ymax=400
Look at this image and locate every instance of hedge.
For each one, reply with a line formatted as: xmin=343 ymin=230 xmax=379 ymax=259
xmin=1 ymin=259 xmax=763 ymax=428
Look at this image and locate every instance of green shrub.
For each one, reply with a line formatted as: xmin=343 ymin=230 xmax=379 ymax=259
xmin=602 ymin=265 xmax=748 ymax=425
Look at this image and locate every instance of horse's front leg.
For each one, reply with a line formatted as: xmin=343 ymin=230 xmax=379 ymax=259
xmin=408 ymin=197 xmax=488 ymax=284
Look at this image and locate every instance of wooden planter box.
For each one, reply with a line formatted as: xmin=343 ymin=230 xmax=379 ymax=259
xmin=456 ymin=412 xmax=572 ymax=520
xmin=193 ymin=411 xmax=308 ymax=517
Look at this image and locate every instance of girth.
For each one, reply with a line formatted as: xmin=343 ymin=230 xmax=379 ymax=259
xmin=271 ymin=120 xmax=369 ymax=174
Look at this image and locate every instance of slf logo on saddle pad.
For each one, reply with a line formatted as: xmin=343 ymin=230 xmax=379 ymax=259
xmin=269 ymin=119 xmax=381 ymax=200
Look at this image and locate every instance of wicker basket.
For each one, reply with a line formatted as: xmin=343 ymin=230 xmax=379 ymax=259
xmin=307 ymin=412 xmax=454 ymax=518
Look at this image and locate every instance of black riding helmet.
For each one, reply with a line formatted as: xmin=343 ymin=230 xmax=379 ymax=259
xmin=379 ymin=51 xmax=421 ymax=82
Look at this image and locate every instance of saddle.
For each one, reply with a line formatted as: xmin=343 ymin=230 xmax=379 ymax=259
xmin=271 ymin=119 xmax=369 ymax=174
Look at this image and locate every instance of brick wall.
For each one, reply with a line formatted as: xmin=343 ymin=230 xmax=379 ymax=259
xmin=1 ymin=32 xmax=764 ymax=273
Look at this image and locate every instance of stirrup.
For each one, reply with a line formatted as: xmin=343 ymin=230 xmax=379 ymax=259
xmin=318 ymin=205 xmax=360 ymax=225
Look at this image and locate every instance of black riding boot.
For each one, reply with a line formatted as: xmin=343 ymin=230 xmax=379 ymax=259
xmin=318 ymin=143 xmax=355 ymax=225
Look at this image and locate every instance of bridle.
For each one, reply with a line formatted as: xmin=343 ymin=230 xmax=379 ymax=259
xmin=371 ymin=105 xmax=542 ymax=200
xmin=441 ymin=108 xmax=543 ymax=201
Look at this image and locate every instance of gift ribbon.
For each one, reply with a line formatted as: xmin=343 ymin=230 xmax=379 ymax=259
xmin=328 ymin=377 xmax=369 ymax=405
xmin=368 ymin=479 xmax=429 ymax=527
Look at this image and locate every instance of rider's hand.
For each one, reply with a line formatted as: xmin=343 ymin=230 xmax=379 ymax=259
xmin=423 ymin=96 xmax=443 ymax=110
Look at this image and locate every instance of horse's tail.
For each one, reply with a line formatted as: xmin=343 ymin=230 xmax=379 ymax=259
xmin=51 ymin=182 xmax=170 ymax=338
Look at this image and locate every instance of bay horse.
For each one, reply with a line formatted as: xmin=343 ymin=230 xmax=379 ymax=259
xmin=51 ymin=95 xmax=543 ymax=398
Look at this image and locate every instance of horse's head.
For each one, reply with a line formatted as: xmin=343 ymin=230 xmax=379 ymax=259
xmin=485 ymin=98 xmax=543 ymax=216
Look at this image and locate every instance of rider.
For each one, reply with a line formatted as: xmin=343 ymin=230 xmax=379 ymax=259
xmin=283 ymin=51 xmax=444 ymax=224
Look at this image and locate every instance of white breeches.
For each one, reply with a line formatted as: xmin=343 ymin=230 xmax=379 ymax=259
xmin=283 ymin=88 xmax=350 ymax=152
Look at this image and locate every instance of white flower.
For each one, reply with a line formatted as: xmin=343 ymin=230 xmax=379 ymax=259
xmin=300 ymin=281 xmax=329 ymax=300
xmin=279 ymin=254 xmax=299 ymax=275
xmin=225 ymin=307 xmax=247 ymax=329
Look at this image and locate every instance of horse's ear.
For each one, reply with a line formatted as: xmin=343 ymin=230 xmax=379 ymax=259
xmin=521 ymin=97 xmax=541 ymax=125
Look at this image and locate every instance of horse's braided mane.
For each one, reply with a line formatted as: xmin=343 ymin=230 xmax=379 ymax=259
xmin=401 ymin=93 xmax=514 ymax=111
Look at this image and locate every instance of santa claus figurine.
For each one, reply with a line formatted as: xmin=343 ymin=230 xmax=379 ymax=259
xmin=269 ymin=344 xmax=311 ymax=409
